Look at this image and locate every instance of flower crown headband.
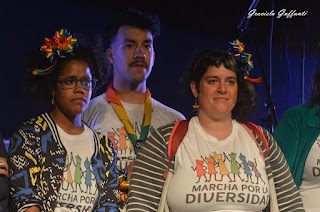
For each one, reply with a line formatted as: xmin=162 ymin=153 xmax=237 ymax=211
xmin=193 ymin=40 xmax=262 ymax=84
xmin=32 ymin=29 xmax=78 ymax=76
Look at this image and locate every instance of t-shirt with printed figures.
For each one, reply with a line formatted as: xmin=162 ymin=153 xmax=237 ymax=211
xmin=82 ymin=93 xmax=185 ymax=210
xmin=167 ymin=117 xmax=269 ymax=212
xmin=55 ymin=125 xmax=98 ymax=211
xmin=82 ymin=93 xmax=185 ymax=171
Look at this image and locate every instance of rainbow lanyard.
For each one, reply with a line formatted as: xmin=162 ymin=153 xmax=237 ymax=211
xmin=106 ymin=81 xmax=152 ymax=154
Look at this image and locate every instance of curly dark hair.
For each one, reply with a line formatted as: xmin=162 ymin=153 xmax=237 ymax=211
xmin=309 ymin=68 xmax=320 ymax=108
xmin=180 ymin=49 xmax=257 ymax=121
xmin=104 ymin=8 xmax=160 ymax=48
xmin=23 ymin=32 xmax=108 ymax=105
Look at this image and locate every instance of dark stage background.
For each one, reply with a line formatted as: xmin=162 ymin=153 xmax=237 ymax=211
xmin=1 ymin=0 xmax=320 ymax=139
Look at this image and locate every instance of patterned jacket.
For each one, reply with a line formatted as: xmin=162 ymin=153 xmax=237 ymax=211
xmin=8 ymin=113 xmax=120 ymax=212
xmin=127 ymin=121 xmax=305 ymax=212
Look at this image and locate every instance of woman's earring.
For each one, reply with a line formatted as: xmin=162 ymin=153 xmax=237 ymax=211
xmin=192 ymin=98 xmax=199 ymax=114
xmin=51 ymin=96 xmax=55 ymax=105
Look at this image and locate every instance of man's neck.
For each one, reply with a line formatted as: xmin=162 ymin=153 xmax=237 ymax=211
xmin=112 ymin=80 xmax=147 ymax=104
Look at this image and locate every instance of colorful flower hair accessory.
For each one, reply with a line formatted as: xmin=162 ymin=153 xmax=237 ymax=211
xmin=229 ymin=39 xmax=262 ymax=83
xmin=32 ymin=29 xmax=78 ymax=76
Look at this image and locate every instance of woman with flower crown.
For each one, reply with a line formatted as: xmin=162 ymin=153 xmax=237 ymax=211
xmin=127 ymin=45 xmax=304 ymax=211
xmin=8 ymin=29 xmax=120 ymax=212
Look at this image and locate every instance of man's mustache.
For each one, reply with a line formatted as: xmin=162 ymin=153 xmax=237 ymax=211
xmin=129 ymin=60 xmax=148 ymax=68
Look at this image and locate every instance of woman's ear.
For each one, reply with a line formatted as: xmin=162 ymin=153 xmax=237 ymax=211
xmin=106 ymin=48 xmax=115 ymax=64
xmin=190 ymin=81 xmax=199 ymax=98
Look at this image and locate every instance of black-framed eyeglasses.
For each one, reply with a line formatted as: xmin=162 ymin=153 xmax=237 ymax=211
xmin=56 ymin=76 xmax=98 ymax=90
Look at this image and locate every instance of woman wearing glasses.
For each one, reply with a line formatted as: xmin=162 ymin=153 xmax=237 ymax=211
xmin=8 ymin=29 xmax=120 ymax=212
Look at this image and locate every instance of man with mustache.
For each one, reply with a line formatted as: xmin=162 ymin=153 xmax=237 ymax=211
xmin=82 ymin=9 xmax=185 ymax=210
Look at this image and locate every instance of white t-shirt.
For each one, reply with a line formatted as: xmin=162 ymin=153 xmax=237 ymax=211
xmin=82 ymin=93 xmax=185 ymax=170
xmin=54 ymin=125 xmax=98 ymax=212
xmin=167 ymin=117 xmax=269 ymax=212
xmin=299 ymin=135 xmax=320 ymax=211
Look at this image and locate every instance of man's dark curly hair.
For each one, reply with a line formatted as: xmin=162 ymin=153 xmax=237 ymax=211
xmin=180 ymin=49 xmax=257 ymax=121
xmin=104 ymin=8 xmax=160 ymax=49
xmin=23 ymin=33 xmax=108 ymax=105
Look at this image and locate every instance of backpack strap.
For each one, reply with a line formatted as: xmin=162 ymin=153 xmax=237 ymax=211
xmin=242 ymin=122 xmax=269 ymax=154
xmin=163 ymin=120 xmax=190 ymax=179
xmin=240 ymin=122 xmax=269 ymax=163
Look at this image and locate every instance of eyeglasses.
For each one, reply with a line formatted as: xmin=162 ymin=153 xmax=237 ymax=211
xmin=56 ymin=76 xmax=98 ymax=90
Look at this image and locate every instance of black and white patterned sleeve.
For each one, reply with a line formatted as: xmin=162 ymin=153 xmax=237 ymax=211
xmin=127 ymin=124 xmax=174 ymax=212
xmin=263 ymin=128 xmax=305 ymax=212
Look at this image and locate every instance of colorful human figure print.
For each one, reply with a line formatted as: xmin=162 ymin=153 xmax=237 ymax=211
xmin=107 ymin=131 xmax=118 ymax=150
xmin=117 ymin=128 xmax=128 ymax=152
xmin=248 ymin=159 xmax=265 ymax=184
xmin=228 ymin=152 xmax=244 ymax=182
xmin=239 ymin=153 xmax=253 ymax=183
xmin=74 ymin=155 xmax=82 ymax=192
xmin=213 ymin=152 xmax=233 ymax=182
xmin=204 ymin=156 xmax=218 ymax=182
xmin=83 ymin=157 xmax=94 ymax=194
xmin=63 ymin=154 xmax=75 ymax=192
xmin=192 ymin=159 xmax=209 ymax=183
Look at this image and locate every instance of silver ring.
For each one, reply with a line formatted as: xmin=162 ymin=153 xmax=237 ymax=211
xmin=0 ymin=161 xmax=2 ymax=167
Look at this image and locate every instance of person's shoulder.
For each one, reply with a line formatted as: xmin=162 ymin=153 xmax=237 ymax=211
xmin=83 ymin=93 xmax=108 ymax=117
xmin=287 ymin=103 xmax=310 ymax=112
xmin=20 ymin=114 xmax=46 ymax=128
xmin=84 ymin=125 xmax=105 ymax=143
xmin=157 ymin=120 xmax=178 ymax=131
xmin=82 ymin=93 xmax=114 ymax=127
xmin=90 ymin=127 xmax=106 ymax=139
xmin=12 ymin=113 xmax=48 ymax=138
xmin=238 ymin=120 xmax=271 ymax=138
xmin=153 ymin=119 xmax=191 ymax=138
xmin=151 ymin=98 xmax=185 ymax=120
xmin=90 ymin=128 xmax=107 ymax=142
xmin=282 ymin=103 xmax=312 ymax=120
xmin=88 ymin=93 xmax=107 ymax=108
